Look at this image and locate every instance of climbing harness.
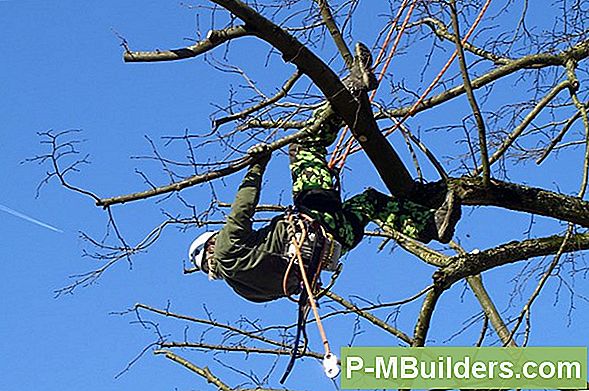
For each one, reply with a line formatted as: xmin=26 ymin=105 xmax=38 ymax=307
xmin=286 ymin=225 xmax=342 ymax=273
xmin=280 ymin=212 xmax=341 ymax=383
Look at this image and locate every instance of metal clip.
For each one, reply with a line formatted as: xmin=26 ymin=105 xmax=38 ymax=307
xmin=323 ymin=353 xmax=340 ymax=378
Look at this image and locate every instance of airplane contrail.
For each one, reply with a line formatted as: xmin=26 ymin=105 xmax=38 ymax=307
xmin=0 ymin=203 xmax=63 ymax=233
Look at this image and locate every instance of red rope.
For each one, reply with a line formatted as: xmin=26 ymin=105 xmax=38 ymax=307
xmin=331 ymin=0 xmax=417 ymax=170
xmin=337 ymin=0 xmax=493 ymax=161
xmin=328 ymin=0 xmax=412 ymax=169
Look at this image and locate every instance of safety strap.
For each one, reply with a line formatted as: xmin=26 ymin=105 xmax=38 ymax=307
xmin=280 ymin=214 xmax=339 ymax=383
xmin=280 ymin=289 xmax=310 ymax=384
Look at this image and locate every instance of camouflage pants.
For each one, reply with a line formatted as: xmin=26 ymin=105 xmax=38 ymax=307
xmin=289 ymin=105 xmax=435 ymax=252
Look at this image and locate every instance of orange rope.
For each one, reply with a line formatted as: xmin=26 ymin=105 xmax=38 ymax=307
xmin=328 ymin=0 xmax=412 ymax=169
xmin=374 ymin=0 xmax=417 ymax=91
xmin=282 ymin=214 xmax=307 ymax=303
xmin=292 ymin=225 xmax=331 ymax=355
xmin=282 ymin=254 xmax=299 ymax=303
xmin=372 ymin=0 xmax=410 ymax=70
xmin=337 ymin=0 xmax=493 ymax=161
xmin=282 ymin=214 xmax=331 ymax=356
xmin=330 ymin=0 xmax=417 ymax=170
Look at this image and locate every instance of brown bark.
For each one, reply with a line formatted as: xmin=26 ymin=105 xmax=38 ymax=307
xmin=208 ymin=0 xmax=416 ymax=196
xmin=434 ymin=232 xmax=589 ymax=290
xmin=413 ymin=176 xmax=589 ymax=228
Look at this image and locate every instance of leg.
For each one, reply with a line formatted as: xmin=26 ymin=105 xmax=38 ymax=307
xmin=341 ymin=188 xmax=461 ymax=248
xmin=298 ymin=187 xmax=441 ymax=253
xmin=290 ymin=104 xmax=343 ymax=212
xmin=343 ymin=187 xmax=435 ymax=242
xmin=288 ymin=104 xmax=360 ymax=247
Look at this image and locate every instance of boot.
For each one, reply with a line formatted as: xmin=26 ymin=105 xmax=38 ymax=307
xmin=413 ymin=190 xmax=461 ymax=244
xmin=343 ymin=42 xmax=379 ymax=94
xmin=354 ymin=42 xmax=379 ymax=92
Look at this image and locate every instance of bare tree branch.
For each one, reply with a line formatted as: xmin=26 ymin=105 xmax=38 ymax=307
xmin=449 ymin=0 xmax=490 ymax=186
xmin=155 ymin=350 xmax=232 ymax=391
xmin=418 ymin=17 xmax=511 ymax=65
xmin=314 ymin=0 xmax=354 ymax=69
xmin=434 ymin=232 xmax=589 ymax=290
xmin=213 ymin=70 xmax=302 ymax=128
xmin=324 ymin=291 xmax=413 ymax=344
xmin=474 ymin=79 xmax=572 ymax=175
xmin=412 ymin=289 xmax=442 ymax=347
xmin=123 ymin=25 xmax=251 ymax=62
xmin=387 ymin=38 xmax=589 ymax=118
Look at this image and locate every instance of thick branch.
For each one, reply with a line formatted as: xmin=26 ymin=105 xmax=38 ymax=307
xmin=449 ymin=177 xmax=589 ymax=228
xmin=209 ymin=0 xmax=414 ymax=196
xmin=315 ymin=0 xmax=354 ymax=69
xmin=467 ymin=275 xmax=516 ymax=347
xmin=434 ymin=232 xmax=589 ymax=290
xmin=387 ymin=39 xmax=589 ymax=118
xmin=123 ymin=26 xmax=251 ymax=62
xmin=414 ymin=177 xmax=589 ymax=228
xmin=412 ymin=289 xmax=442 ymax=347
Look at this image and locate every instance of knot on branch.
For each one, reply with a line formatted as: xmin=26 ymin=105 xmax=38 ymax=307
xmin=432 ymin=268 xmax=450 ymax=292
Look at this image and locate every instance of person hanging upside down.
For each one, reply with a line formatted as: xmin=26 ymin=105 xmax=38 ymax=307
xmin=188 ymin=43 xmax=462 ymax=303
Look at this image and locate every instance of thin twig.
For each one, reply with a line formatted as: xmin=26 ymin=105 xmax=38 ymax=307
xmin=213 ymin=70 xmax=302 ymax=128
xmin=475 ymin=79 xmax=571 ymax=175
xmin=449 ymin=0 xmax=490 ymax=186
xmin=315 ymin=0 xmax=354 ymax=69
xmin=325 ymin=291 xmax=413 ymax=344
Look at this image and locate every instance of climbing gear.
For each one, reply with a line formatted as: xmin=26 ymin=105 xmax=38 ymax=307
xmin=280 ymin=212 xmax=340 ymax=383
xmin=285 ymin=222 xmax=342 ymax=273
xmin=329 ymin=0 xmax=417 ymax=170
xmin=329 ymin=0 xmax=492 ymax=170
xmin=281 ymin=211 xmax=342 ymax=300
xmin=188 ymin=231 xmax=217 ymax=271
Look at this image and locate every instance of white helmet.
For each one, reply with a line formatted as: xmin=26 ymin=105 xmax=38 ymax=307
xmin=189 ymin=231 xmax=217 ymax=271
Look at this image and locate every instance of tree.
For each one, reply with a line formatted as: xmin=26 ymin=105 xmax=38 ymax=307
xmin=34 ymin=0 xmax=589 ymax=389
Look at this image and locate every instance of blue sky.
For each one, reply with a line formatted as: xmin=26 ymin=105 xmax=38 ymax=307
xmin=1 ymin=1 xmax=587 ymax=390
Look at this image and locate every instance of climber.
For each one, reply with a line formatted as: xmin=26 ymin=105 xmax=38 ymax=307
xmin=188 ymin=43 xmax=461 ymax=302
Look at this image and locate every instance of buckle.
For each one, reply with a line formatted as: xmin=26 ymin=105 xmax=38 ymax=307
xmin=320 ymin=232 xmax=341 ymax=272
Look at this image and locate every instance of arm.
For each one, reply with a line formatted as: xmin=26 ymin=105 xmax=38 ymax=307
xmin=216 ymin=145 xmax=271 ymax=252
xmin=223 ymin=160 xmax=268 ymax=241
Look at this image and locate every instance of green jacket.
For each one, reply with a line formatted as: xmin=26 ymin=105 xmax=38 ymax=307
xmin=211 ymin=162 xmax=300 ymax=302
